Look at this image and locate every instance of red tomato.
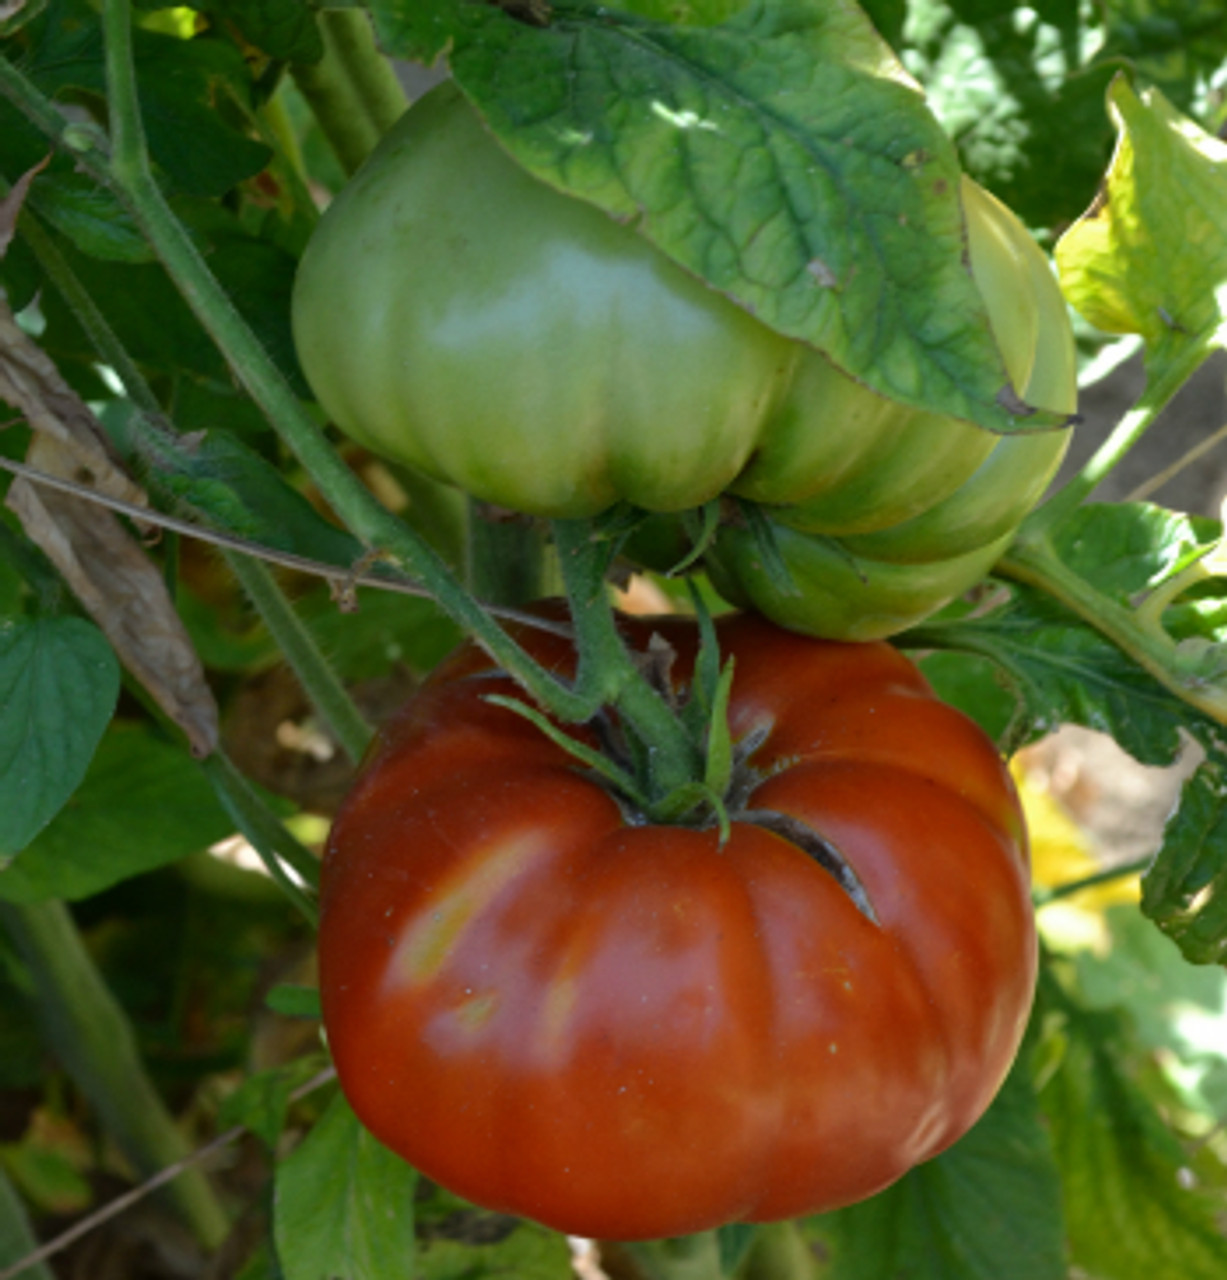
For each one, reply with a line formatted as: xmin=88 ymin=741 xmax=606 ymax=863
xmin=318 ymin=613 xmax=1036 ymax=1241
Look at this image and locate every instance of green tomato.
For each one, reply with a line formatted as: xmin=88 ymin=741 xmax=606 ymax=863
xmin=707 ymin=181 xmax=1077 ymax=639
xmin=292 ymin=83 xmax=1074 ymax=533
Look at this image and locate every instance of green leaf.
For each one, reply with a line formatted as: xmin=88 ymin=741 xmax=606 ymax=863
xmin=370 ymin=0 xmax=1056 ymax=435
xmin=274 ymin=1092 xmax=417 ymax=1280
xmin=23 ymin=0 xmax=271 ymax=197
xmin=218 ymin=1055 xmax=327 ymax=1148
xmin=264 ymin=983 xmax=323 ymax=1021
xmin=1141 ymin=763 xmax=1227 ymax=964
xmin=28 ymin=173 xmax=154 ymax=263
xmin=0 ymin=723 xmax=235 ymax=902
xmin=1039 ymin=971 xmax=1227 ymax=1279
xmin=137 ymin=427 xmax=365 ymax=567
xmin=804 ymin=1053 xmax=1067 ymax=1279
xmin=1055 ymin=75 xmax=1227 ymax=372
xmin=1074 ymin=903 xmax=1227 ymax=1120
xmin=902 ymin=1 xmax=1116 ymax=230
xmin=0 ymin=616 xmax=119 ymax=863
xmin=919 ymin=583 xmax=1192 ymax=763
xmin=195 ymin=0 xmax=326 ymax=63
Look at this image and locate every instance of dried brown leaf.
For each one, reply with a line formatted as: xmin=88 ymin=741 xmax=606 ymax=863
xmin=0 ymin=156 xmax=49 ymax=258
xmin=1 ymin=302 xmax=219 ymax=755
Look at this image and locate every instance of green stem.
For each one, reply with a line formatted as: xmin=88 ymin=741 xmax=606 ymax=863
xmin=200 ymin=751 xmax=321 ymax=915
xmin=0 ymin=901 xmax=229 ymax=1250
xmin=92 ymin=1 xmax=592 ymax=724
xmin=289 ymin=13 xmax=387 ymax=176
xmin=0 ymin=1166 xmax=56 ymax=1280
xmin=224 ymin=552 xmax=373 ymax=764
xmin=1026 ymin=335 xmax=1211 ymax=535
xmin=552 ymin=519 xmax=702 ymax=802
xmin=466 ymin=503 xmax=549 ymax=606
xmin=1034 ymin=855 xmax=1151 ymax=907
xmin=320 ymin=9 xmax=408 ymax=137
xmin=997 ymin=534 xmax=1227 ymax=726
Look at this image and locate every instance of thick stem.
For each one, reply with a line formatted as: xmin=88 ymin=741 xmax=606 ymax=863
xmin=95 ymin=0 xmax=593 ymax=724
xmin=0 ymin=901 xmax=229 ymax=1251
xmin=466 ymin=503 xmax=549 ymax=607
xmin=289 ymin=14 xmax=387 ymax=176
xmin=552 ymin=519 xmax=703 ymax=802
xmin=321 ymin=9 xmax=408 ymax=136
xmin=997 ymin=534 xmax=1227 ymax=726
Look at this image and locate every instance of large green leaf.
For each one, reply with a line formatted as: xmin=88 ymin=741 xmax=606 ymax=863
xmin=274 ymin=1092 xmax=418 ymax=1280
xmin=1039 ymin=971 xmax=1227 ymax=1278
xmin=0 ymin=616 xmax=118 ymax=863
xmin=370 ymin=0 xmax=1065 ymax=436
xmin=0 ymin=723 xmax=235 ymax=903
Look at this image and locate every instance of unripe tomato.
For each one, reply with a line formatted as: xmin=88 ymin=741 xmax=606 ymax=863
xmin=705 ymin=180 xmax=1077 ymax=638
xmin=318 ymin=612 xmax=1037 ymax=1241
xmin=292 ymin=83 xmax=1074 ymax=530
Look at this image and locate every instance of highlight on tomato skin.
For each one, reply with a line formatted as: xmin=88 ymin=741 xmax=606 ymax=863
xmin=317 ymin=612 xmax=1037 ymax=1242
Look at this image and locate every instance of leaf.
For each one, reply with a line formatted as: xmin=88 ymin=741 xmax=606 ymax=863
xmin=0 ymin=616 xmax=118 ymax=862
xmin=217 ymin=1055 xmax=327 ymax=1149
xmin=1141 ymin=762 xmax=1227 ymax=964
xmin=370 ymin=0 xmax=1059 ymax=435
xmin=27 ymin=173 xmax=154 ymax=264
xmin=0 ymin=156 xmax=49 ymax=260
xmin=196 ymin=0 xmax=325 ymax=63
xmin=804 ymin=1053 xmax=1067 ymax=1280
xmin=0 ymin=296 xmax=219 ymax=752
xmin=1055 ymin=75 xmax=1227 ymax=369
xmin=918 ymin=584 xmax=1193 ymax=763
xmin=0 ymin=722 xmax=236 ymax=903
xmin=264 ymin=984 xmax=322 ymax=1021
xmin=23 ymin=0 xmax=271 ymax=198
xmin=7 ymin=435 xmax=219 ymax=756
xmin=274 ymin=1092 xmax=417 ymax=1280
xmin=137 ymin=427 xmax=366 ymax=568
xmin=414 ymin=1182 xmax=573 ymax=1280
xmin=902 ymin=1 xmax=1117 ymax=231
xmin=1038 ymin=972 xmax=1227 ymax=1279
xmin=1074 ymin=902 xmax=1227 ymax=1120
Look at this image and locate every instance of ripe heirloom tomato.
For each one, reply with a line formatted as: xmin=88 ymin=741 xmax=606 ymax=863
xmin=318 ymin=612 xmax=1037 ymax=1241
xmin=292 ymin=82 xmax=1074 ymax=532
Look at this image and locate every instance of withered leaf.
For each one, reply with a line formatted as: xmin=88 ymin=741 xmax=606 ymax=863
xmin=1 ymin=302 xmax=219 ymax=755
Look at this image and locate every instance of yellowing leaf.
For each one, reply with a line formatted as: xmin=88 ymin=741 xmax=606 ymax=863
xmin=1055 ymin=76 xmax=1227 ymax=361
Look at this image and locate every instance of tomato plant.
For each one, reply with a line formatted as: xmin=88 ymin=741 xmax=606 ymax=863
xmin=4 ymin=3 xmax=1227 ymax=1279
xmin=318 ymin=611 xmax=1036 ymax=1241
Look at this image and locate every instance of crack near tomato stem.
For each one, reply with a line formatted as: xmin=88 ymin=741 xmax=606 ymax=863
xmin=739 ymin=808 xmax=879 ymax=924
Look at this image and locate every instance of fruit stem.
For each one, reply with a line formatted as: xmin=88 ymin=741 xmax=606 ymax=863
xmin=553 ymin=518 xmax=706 ymax=804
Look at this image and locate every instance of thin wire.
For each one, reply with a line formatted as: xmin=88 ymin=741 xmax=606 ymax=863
xmin=0 ymin=454 xmax=573 ymax=638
